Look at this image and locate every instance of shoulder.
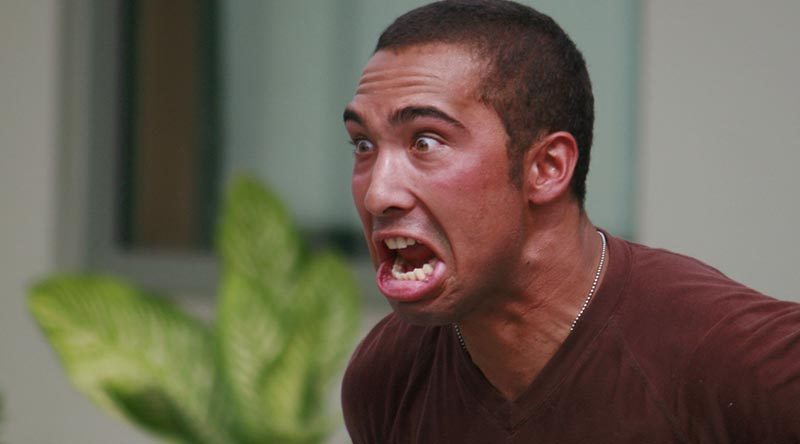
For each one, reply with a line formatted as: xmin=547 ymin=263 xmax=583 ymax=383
xmin=616 ymin=236 xmax=799 ymax=351
xmin=618 ymin=237 xmax=780 ymax=326
xmin=341 ymin=313 xmax=440 ymax=443
xmin=624 ymin=238 xmax=732 ymax=292
xmin=610 ymin=237 xmax=800 ymax=438
xmin=610 ymin=238 xmax=755 ymax=349
xmin=679 ymin=290 xmax=800 ymax=439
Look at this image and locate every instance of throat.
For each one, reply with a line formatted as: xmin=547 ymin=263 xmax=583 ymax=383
xmin=456 ymin=319 xmax=567 ymax=401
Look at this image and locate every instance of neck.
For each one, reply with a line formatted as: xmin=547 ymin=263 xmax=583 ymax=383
xmin=455 ymin=208 xmax=607 ymax=400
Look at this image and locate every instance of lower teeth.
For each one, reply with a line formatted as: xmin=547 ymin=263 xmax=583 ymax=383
xmin=391 ymin=257 xmax=437 ymax=281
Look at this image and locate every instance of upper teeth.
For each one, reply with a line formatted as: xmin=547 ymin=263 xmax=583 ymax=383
xmin=385 ymin=237 xmax=417 ymax=250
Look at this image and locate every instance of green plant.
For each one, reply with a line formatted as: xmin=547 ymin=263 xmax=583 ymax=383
xmin=28 ymin=176 xmax=361 ymax=444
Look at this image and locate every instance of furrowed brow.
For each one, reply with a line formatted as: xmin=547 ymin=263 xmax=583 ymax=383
xmin=390 ymin=106 xmax=465 ymax=129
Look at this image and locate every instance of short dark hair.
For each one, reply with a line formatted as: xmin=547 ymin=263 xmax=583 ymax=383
xmin=376 ymin=0 xmax=594 ymax=204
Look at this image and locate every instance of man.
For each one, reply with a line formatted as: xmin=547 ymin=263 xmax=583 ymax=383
xmin=341 ymin=1 xmax=800 ymax=442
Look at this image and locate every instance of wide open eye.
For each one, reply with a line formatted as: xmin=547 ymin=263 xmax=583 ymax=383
xmin=412 ymin=136 xmax=444 ymax=153
xmin=352 ymin=139 xmax=375 ymax=155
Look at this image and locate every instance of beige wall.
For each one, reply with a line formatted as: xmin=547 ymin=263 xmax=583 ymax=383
xmin=638 ymin=0 xmax=800 ymax=301
xmin=0 ymin=1 xmax=154 ymax=443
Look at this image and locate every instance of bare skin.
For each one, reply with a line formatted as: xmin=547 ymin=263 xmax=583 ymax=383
xmin=458 ymin=207 xmax=607 ymax=400
xmin=345 ymin=43 xmax=606 ymax=401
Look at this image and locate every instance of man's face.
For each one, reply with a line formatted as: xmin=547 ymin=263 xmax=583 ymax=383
xmin=345 ymin=44 xmax=527 ymax=324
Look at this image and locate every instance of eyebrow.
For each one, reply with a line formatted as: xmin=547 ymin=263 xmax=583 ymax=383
xmin=343 ymin=108 xmax=365 ymax=126
xmin=390 ymin=106 xmax=465 ymax=129
xmin=342 ymin=105 xmax=466 ymax=130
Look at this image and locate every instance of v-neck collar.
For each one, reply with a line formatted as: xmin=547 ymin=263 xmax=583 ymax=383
xmin=450 ymin=230 xmax=633 ymax=432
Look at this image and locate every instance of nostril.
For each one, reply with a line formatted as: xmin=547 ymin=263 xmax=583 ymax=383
xmin=364 ymin=185 xmax=409 ymax=216
xmin=381 ymin=206 xmax=406 ymax=215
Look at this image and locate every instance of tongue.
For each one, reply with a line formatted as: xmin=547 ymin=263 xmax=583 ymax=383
xmin=397 ymin=244 xmax=436 ymax=269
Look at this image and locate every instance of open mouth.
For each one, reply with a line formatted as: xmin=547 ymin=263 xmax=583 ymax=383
xmin=375 ymin=235 xmax=446 ymax=302
xmin=385 ymin=236 xmax=438 ymax=281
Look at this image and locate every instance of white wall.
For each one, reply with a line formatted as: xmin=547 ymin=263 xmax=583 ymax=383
xmin=638 ymin=0 xmax=800 ymax=301
xmin=0 ymin=2 xmax=154 ymax=443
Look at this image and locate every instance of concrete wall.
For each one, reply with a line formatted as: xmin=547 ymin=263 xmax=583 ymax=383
xmin=638 ymin=0 xmax=800 ymax=300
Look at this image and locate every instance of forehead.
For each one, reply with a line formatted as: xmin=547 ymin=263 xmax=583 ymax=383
xmin=347 ymin=44 xmax=484 ymax=117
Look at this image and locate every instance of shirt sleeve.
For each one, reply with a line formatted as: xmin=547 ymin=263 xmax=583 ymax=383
xmin=678 ymin=297 xmax=800 ymax=441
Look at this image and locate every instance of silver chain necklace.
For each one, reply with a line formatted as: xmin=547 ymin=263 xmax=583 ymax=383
xmin=453 ymin=230 xmax=607 ymax=352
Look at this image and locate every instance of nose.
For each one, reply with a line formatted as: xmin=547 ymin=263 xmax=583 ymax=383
xmin=362 ymin=151 xmax=414 ymax=216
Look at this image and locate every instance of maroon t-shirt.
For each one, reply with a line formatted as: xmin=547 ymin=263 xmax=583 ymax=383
xmin=342 ymin=233 xmax=800 ymax=443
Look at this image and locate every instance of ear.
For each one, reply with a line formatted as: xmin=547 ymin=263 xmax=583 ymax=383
xmin=523 ymin=131 xmax=579 ymax=205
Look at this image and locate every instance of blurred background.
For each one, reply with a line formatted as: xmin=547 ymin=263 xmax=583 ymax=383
xmin=1 ymin=0 xmax=798 ymax=442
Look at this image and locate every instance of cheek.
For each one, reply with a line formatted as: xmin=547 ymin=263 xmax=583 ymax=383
xmin=428 ymin=155 xmax=518 ymax=239
xmin=434 ymin=151 xmax=513 ymax=202
xmin=351 ymin=174 xmax=380 ymax=264
xmin=351 ymin=173 xmax=368 ymax=211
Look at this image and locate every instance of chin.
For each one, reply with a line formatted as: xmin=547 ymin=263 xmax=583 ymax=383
xmin=387 ymin=297 xmax=463 ymax=326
